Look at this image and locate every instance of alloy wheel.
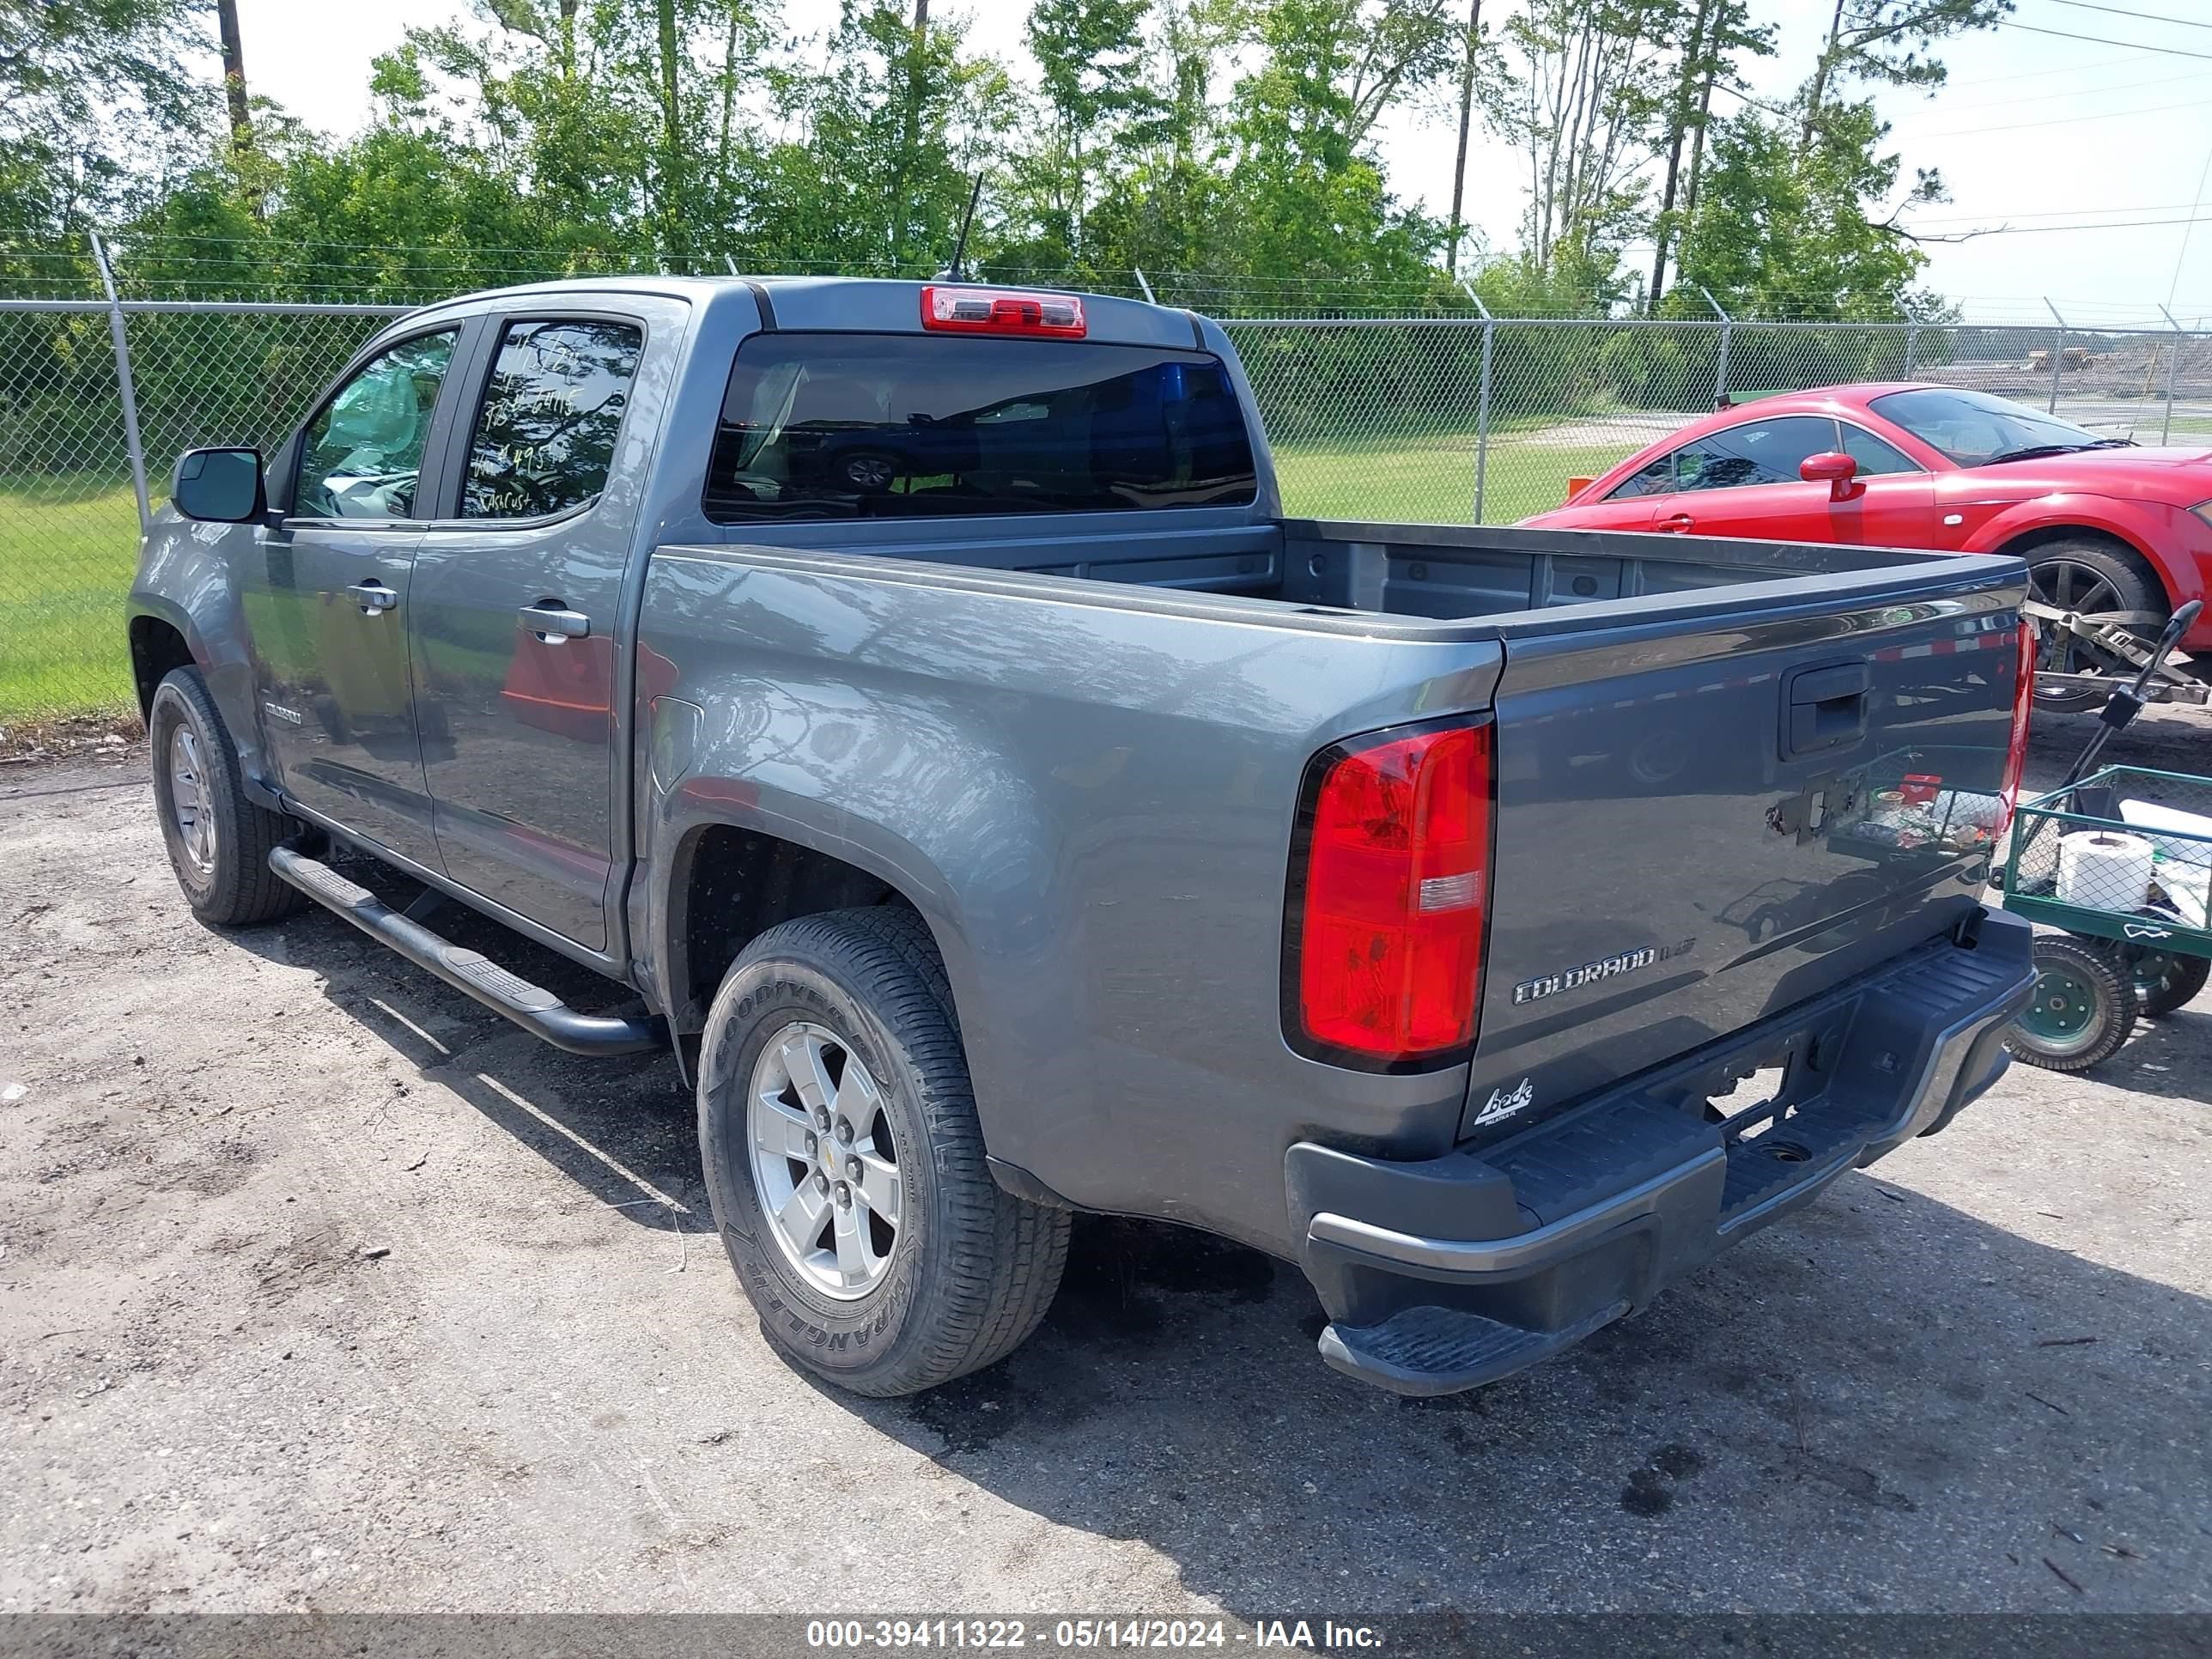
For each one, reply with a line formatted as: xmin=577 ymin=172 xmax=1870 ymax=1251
xmin=167 ymin=725 xmax=216 ymax=875
xmin=747 ymin=1022 xmax=904 ymax=1299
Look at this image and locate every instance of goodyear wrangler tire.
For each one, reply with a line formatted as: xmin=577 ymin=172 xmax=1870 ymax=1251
xmin=696 ymin=906 xmax=1069 ymax=1396
xmin=147 ymin=666 xmax=307 ymax=928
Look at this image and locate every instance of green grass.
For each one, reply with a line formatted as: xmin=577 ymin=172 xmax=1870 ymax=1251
xmin=1 ymin=428 xmax=1650 ymax=724
xmin=0 ymin=473 xmax=142 ymax=724
xmin=1272 ymin=433 xmax=1637 ymax=524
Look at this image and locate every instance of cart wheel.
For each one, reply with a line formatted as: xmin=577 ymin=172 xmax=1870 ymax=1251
xmin=2008 ymin=936 xmax=2139 ymax=1072
xmin=2119 ymin=945 xmax=2209 ymax=1018
xmin=2095 ymin=905 xmax=2211 ymax=1018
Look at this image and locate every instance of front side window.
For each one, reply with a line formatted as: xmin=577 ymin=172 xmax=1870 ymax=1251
xmin=463 ymin=319 xmax=644 ymax=520
xmin=1609 ymin=416 xmax=1843 ymax=500
xmin=703 ymin=332 xmax=1259 ymax=521
xmin=1837 ymin=422 xmax=1921 ymax=476
xmin=293 ymin=330 xmax=459 ymax=520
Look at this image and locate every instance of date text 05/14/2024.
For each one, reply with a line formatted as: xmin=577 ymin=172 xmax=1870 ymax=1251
xmin=805 ymin=1619 xmax=1385 ymax=1650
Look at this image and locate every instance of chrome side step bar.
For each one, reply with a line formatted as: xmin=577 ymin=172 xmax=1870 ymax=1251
xmin=268 ymin=842 xmax=664 ymax=1056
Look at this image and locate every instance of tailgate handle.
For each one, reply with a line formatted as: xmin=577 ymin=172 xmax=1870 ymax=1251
xmin=1782 ymin=661 xmax=1869 ymax=757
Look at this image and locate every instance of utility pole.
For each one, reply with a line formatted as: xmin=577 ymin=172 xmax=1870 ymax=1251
xmin=1649 ymin=0 xmax=1715 ymax=313
xmin=1446 ymin=0 xmax=1482 ymax=275
xmin=216 ymin=0 xmax=252 ymax=161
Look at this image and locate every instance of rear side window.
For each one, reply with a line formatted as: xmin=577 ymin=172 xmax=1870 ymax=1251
xmin=463 ymin=319 xmax=643 ymax=520
xmin=1608 ymin=416 xmax=1841 ymax=499
xmin=703 ymin=332 xmax=1258 ymax=521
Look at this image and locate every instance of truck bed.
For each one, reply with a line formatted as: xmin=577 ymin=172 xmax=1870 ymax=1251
xmin=646 ymin=514 xmax=2026 ymax=1249
xmin=688 ymin=512 xmax=1977 ymax=628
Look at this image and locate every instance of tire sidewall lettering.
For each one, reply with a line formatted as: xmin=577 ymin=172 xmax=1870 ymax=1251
xmin=706 ymin=965 xmax=921 ymax=1370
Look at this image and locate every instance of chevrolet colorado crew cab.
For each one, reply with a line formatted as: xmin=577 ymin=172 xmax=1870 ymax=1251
xmin=129 ymin=276 xmax=2040 ymax=1399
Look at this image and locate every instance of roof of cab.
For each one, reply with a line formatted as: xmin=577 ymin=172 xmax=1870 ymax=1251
xmin=408 ymin=274 xmax=1206 ymax=349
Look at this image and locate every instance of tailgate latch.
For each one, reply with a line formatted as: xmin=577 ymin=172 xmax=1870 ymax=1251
xmin=1780 ymin=661 xmax=1870 ymax=759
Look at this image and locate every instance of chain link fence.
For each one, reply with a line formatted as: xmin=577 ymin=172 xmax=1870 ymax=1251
xmin=1226 ymin=313 xmax=2212 ymax=530
xmin=1 ymin=299 xmax=403 ymax=726
xmin=6 ymin=292 xmax=2211 ymax=726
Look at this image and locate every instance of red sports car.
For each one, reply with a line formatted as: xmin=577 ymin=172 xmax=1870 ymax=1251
xmin=1521 ymin=383 xmax=2212 ymax=708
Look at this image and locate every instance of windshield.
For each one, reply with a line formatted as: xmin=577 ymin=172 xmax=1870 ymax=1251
xmin=1869 ymin=386 xmax=2110 ymax=466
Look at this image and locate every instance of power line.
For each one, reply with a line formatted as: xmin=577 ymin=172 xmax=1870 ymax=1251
xmin=1901 ymin=62 xmax=2207 ymax=113
xmin=1942 ymin=49 xmax=2171 ymax=84
xmin=1918 ymin=93 xmax=2207 ymax=137
xmin=1996 ymin=17 xmax=2212 ymax=58
xmin=2046 ymin=0 xmax=2212 ymax=32
xmin=1907 ymin=198 xmax=2209 ymax=225
xmin=1903 ymin=92 xmax=2204 ymax=137
xmin=1905 ymin=213 xmax=2212 ymax=236
xmin=2172 ymin=137 xmax=2212 ymax=308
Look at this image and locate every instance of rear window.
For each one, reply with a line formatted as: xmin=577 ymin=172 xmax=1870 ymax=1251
xmin=702 ymin=332 xmax=1258 ymax=522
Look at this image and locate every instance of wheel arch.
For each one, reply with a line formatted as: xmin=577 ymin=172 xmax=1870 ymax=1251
xmin=1971 ymin=501 xmax=2203 ymax=615
xmin=654 ymin=813 xmax=947 ymax=1040
xmin=1993 ymin=522 xmax=2164 ymax=596
xmin=127 ymin=611 xmax=198 ymax=720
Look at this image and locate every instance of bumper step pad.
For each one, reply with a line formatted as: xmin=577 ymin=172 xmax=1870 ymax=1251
xmin=1295 ymin=912 xmax=2039 ymax=1397
xmin=1318 ymin=1300 xmax=1630 ymax=1396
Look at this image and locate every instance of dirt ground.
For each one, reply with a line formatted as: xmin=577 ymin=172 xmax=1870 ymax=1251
xmin=3 ymin=706 xmax=2209 ymax=1620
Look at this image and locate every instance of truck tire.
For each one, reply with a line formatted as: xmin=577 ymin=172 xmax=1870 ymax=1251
xmin=696 ymin=906 xmax=1069 ymax=1396
xmin=2005 ymin=934 xmax=2138 ymax=1072
xmin=2025 ymin=538 xmax=2163 ymax=714
xmin=147 ymin=666 xmax=307 ymax=927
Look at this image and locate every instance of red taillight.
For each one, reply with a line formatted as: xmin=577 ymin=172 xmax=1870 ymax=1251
xmin=1997 ymin=618 xmax=2036 ymax=834
xmin=1290 ymin=722 xmax=1492 ymax=1066
xmin=920 ymin=284 xmax=1086 ymax=337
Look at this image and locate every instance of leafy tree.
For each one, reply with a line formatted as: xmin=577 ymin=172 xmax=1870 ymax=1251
xmin=1798 ymin=0 xmax=2012 ymax=144
xmin=1671 ymin=99 xmax=1933 ymax=319
xmin=760 ymin=3 xmax=1014 ymax=275
xmin=0 ymin=0 xmax=210 ymax=247
xmin=1496 ymin=0 xmax=1681 ymax=276
xmin=1003 ymin=0 xmax=1163 ymax=270
xmin=1645 ymin=0 xmax=1769 ymax=309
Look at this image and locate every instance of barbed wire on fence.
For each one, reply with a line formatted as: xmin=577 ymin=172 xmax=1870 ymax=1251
xmin=11 ymin=232 xmax=2212 ymax=327
xmin=5 ymin=285 xmax=2210 ymax=729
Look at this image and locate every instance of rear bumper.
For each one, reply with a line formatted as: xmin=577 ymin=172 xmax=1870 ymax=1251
xmin=1287 ymin=906 xmax=2037 ymax=1395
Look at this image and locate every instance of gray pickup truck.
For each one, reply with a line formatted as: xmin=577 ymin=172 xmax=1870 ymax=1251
xmin=128 ymin=276 xmax=2039 ymax=1399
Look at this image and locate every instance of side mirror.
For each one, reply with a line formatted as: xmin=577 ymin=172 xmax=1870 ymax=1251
xmin=173 ymin=447 xmax=265 ymax=523
xmin=1800 ymin=450 xmax=1863 ymax=502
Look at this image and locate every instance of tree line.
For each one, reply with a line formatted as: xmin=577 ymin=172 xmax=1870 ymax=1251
xmin=0 ymin=0 xmax=2009 ymax=319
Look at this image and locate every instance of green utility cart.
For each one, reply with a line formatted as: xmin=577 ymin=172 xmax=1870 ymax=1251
xmin=1998 ymin=764 xmax=2212 ymax=1070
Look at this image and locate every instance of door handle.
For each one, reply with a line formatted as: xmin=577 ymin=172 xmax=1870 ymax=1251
xmin=346 ymin=580 xmax=398 ymax=615
xmin=1781 ymin=662 xmax=1871 ymax=757
xmin=520 ymin=600 xmax=591 ymax=643
xmin=1658 ymin=513 xmax=1695 ymax=534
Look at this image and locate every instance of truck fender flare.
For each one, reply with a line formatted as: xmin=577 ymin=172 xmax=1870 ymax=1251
xmin=646 ymin=785 xmax=970 ymax=1029
xmin=126 ymin=596 xmax=275 ymax=798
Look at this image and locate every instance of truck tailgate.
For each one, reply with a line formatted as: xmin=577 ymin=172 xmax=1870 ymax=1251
xmin=1465 ymin=570 xmax=2029 ymax=1141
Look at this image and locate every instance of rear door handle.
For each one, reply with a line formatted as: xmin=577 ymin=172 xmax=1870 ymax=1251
xmin=346 ymin=580 xmax=398 ymax=615
xmin=520 ymin=600 xmax=591 ymax=642
xmin=1658 ymin=513 xmax=1695 ymax=534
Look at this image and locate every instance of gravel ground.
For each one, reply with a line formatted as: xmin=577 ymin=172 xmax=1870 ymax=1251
xmin=2 ymin=706 xmax=2209 ymax=1619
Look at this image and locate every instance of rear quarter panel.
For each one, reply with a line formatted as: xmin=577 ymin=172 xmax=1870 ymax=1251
xmin=635 ymin=546 xmax=1504 ymax=1256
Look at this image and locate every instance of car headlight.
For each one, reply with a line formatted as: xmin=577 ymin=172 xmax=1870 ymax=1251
xmin=2194 ymin=501 xmax=2212 ymax=530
